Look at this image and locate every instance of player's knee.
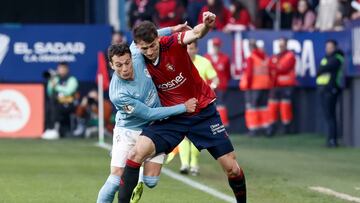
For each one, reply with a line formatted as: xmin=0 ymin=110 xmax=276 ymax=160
xmin=143 ymin=176 xmax=160 ymax=188
xmin=110 ymin=167 xmax=123 ymax=177
xmin=128 ymin=137 xmax=155 ymax=162
xmin=225 ymin=164 xmax=241 ymax=177
xmin=225 ymin=159 xmax=241 ymax=177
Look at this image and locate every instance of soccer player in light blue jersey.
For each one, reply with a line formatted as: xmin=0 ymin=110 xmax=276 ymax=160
xmin=97 ymin=25 xmax=196 ymax=203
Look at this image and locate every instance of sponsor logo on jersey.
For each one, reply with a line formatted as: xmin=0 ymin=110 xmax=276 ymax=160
xmin=0 ymin=34 xmax=10 ymax=66
xmin=123 ymin=104 xmax=135 ymax=114
xmin=0 ymin=89 xmax=31 ymax=132
xmin=166 ymin=63 xmax=175 ymax=72
xmin=144 ymin=68 xmax=151 ymax=78
xmin=157 ymin=72 xmax=186 ymax=91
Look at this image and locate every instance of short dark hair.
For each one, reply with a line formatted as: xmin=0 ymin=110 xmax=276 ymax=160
xmin=326 ymin=39 xmax=338 ymax=47
xmin=107 ymin=43 xmax=131 ymax=63
xmin=133 ymin=21 xmax=158 ymax=43
xmin=58 ymin=62 xmax=69 ymax=67
xmin=279 ymin=37 xmax=288 ymax=44
xmin=249 ymin=39 xmax=257 ymax=50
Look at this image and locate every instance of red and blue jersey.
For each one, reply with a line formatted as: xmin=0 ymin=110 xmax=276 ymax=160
xmin=144 ymin=33 xmax=216 ymax=114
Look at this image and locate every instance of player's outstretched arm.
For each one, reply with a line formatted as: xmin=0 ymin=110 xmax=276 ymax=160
xmin=115 ymin=95 xmax=197 ymax=121
xmin=182 ymin=11 xmax=216 ymax=45
xmin=130 ymin=23 xmax=190 ymax=54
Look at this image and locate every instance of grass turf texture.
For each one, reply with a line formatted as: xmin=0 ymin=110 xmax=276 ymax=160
xmin=0 ymin=134 xmax=359 ymax=203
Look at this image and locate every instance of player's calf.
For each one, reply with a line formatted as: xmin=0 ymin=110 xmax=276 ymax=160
xmin=218 ymin=152 xmax=247 ymax=203
xmin=143 ymin=176 xmax=160 ymax=188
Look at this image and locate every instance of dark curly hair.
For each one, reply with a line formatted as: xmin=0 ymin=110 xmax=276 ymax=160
xmin=107 ymin=43 xmax=131 ymax=63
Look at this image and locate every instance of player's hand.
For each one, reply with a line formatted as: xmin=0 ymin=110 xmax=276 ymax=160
xmin=172 ymin=21 xmax=192 ymax=33
xmin=202 ymin=11 xmax=216 ymax=28
xmin=184 ymin=98 xmax=198 ymax=113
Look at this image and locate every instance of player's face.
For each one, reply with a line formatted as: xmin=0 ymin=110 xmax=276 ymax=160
xmin=325 ymin=42 xmax=336 ymax=55
xmin=187 ymin=43 xmax=198 ymax=60
xmin=57 ymin=65 xmax=69 ymax=78
xmin=110 ymin=53 xmax=134 ymax=80
xmin=136 ymin=38 xmax=160 ymax=62
xmin=278 ymin=39 xmax=287 ymax=53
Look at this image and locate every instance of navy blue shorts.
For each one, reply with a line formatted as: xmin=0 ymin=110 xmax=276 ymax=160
xmin=141 ymin=103 xmax=234 ymax=159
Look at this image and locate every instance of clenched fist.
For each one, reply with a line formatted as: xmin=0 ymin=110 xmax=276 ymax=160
xmin=202 ymin=11 xmax=216 ymax=28
xmin=184 ymin=98 xmax=198 ymax=113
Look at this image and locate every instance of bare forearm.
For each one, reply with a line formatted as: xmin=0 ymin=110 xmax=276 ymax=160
xmin=193 ymin=23 xmax=211 ymax=39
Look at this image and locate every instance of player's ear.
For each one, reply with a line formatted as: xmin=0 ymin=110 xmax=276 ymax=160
xmin=109 ymin=62 xmax=115 ymax=70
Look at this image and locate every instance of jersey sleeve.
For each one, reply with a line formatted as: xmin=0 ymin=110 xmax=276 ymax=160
xmin=114 ymin=93 xmax=186 ymax=121
xmin=157 ymin=27 xmax=172 ymax=37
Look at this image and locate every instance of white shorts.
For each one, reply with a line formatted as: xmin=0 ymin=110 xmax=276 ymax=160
xmin=111 ymin=126 xmax=166 ymax=168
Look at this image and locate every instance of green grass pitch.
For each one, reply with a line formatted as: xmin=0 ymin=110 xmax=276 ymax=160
xmin=0 ymin=134 xmax=359 ymax=203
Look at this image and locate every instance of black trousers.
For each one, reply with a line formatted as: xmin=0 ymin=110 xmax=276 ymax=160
xmin=45 ymin=96 xmax=75 ymax=137
xmin=319 ymin=88 xmax=339 ymax=145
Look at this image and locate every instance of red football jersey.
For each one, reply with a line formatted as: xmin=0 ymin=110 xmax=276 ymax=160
xmin=144 ymin=33 xmax=216 ymax=114
xmin=204 ymin=52 xmax=231 ymax=91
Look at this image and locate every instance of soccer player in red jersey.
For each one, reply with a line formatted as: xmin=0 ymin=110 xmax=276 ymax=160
xmin=118 ymin=12 xmax=246 ymax=203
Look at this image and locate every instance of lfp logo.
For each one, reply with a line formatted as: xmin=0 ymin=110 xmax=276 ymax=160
xmin=0 ymin=34 xmax=10 ymax=65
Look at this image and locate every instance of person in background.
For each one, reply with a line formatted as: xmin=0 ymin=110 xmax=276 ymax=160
xmin=73 ymin=89 xmax=114 ymax=138
xmin=204 ymin=37 xmax=231 ymax=127
xmin=351 ymin=0 xmax=360 ymax=20
xmin=186 ymin=0 xmax=207 ymax=27
xmin=316 ymin=39 xmax=344 ymax=148
xmin=224 ymin=0 xmax=253 ymax=32
xmin=280 ymin=0 xmax=299 ymax=29
xmin=257 ymin=0 xmax=274 ymax=29
xmin=42 ymin=62 xmax=79 ymax=139
xmin=292 ymin=0 xmax=316 ymax=32
xmin=315 ymin=0 xmax=339 ymax=31
xmin=112 ymin=31 xmax=127 ymax=45
xmin=267 ymin=38 xmax=296 ymax=136
xmin=198 ymin=0 xmax=231 ymax=30
xmin=177 ymin=41 xmax=219 ymax=176
xmin=240 ymin=40 xmax=271 ymax=136
xmin=128 ymin=0 xmax=155 ymax=29
xmin=154 ymin=0 xmax=185 ymax=28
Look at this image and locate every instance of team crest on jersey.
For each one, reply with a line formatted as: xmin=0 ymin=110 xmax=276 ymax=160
xmin=166 ymin=63 xmax=175 ymax=72
xmin=123 ymin=104 xmax=135 ymax=114
xmin=144 ymin=68 xmax=151 ymax=78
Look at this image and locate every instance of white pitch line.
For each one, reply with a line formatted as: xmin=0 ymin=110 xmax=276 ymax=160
xmin=161 ymin=168 xmax=236 ymax=203
xmin=96 ymin=143 xmax=236 ymax=203
xmin=309 ymin=186 xmax=360 ymax=203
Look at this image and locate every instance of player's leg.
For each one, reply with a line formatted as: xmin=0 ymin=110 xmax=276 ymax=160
xmin=129 ymin=153 xmax=165 ymax=203
xmin=279 ymin=87 xmax=294 ymax=133
xmin=119 ymin=118 xmax=187 ymax=202
xmin=179 ymin=138 xmax=190 ymax=174
xmin=189 ymin=142 xmax=200 ymax=176
xmin=97 ymin=167 xmax=123 ymax=203
xmin=97 ymin=127 xmax=135 ymax=203
xmin=187 ymin=104 xmax=246 ymax=202
xmin=217 ymin=151 xmax=246 ymax=203
xmin=143 ymin=153 xmax=165 ymax=188
xmin=118 ymin=135 xmax=156 ymax=203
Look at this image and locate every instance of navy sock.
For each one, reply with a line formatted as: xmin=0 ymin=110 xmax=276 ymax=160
xmin=228 ymin=169 xmax=246 ymax=203
xmin=118 ymin=159 xmax=141 ymax=203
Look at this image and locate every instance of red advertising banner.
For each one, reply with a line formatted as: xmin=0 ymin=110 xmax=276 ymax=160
xmin=0 ymin=84 xmax=44 ymax=138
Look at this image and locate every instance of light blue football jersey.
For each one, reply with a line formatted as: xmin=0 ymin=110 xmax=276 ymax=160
xmin=109 ymin=28 xmax=186 ymax=130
